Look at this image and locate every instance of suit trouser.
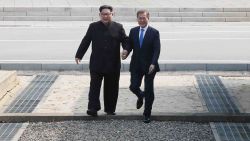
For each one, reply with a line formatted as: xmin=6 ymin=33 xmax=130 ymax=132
xmin=129 ymin=71 xmax=156 ymax=117
xmin=88 ymin=71 xmax=120 ymax=113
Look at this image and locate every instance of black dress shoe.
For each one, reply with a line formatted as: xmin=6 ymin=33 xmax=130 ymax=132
xmin=143 ymin=116 xmax=151 ymax=123
xmin=106 ymin=112 xmax=116 ymax=115
xmin=86 ymin=110 xmax=97 ymax=117
xmin=136 ymin=97 xmax=143 ymax=109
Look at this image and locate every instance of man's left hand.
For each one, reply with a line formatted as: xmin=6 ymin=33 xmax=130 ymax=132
xmin=148 ymin=64 xmax=155 ymax=74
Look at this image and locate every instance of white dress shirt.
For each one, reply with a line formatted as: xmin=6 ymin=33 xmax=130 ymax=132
xmin=139 ymin=25 xmax=149 ymax=39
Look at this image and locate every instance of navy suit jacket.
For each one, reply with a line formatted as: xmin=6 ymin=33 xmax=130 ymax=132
xmin=126 ymin=26 xmax=161 ymax=73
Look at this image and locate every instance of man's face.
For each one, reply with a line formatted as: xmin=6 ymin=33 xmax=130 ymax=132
xmin=99 ymin=9 xmax=113 ymax=24
xmin=137 ymin=12 xmax=149 ymax=28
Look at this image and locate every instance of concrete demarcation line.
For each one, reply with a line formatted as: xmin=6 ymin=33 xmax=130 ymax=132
xmin=0 ymin=113 xmax=250 ymax=123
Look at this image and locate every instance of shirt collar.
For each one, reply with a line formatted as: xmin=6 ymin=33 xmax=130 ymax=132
xmin=140 ymin=24 xmax=149 ymax=31
xmin=100 ymin=20 xmax=112 ymax=27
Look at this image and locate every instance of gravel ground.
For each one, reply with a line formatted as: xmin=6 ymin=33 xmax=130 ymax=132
xmin=19 ymin=120 xmax=215 ymax=141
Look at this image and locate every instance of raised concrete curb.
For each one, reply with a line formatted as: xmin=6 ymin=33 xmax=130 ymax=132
xmin=1 ymin=113 xmax=250 ymax=123
xmin=0 ymin=71 xmax=18 ymax=100
xmin=0 ymin=63 xmax=250 ymax=71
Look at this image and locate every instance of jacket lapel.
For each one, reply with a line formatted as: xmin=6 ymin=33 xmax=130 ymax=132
xmin=134 ymin=27 xmax=140 ymax=48
xmin=141 ymin=26 xmax=151 ymax=48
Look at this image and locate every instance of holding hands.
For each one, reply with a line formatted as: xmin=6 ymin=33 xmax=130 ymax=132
xmin=121 ymin=50 xmax=128 ymax=60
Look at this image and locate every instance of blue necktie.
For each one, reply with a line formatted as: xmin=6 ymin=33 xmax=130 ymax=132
xmin=139 ymin=28 xmax=144 ymax=48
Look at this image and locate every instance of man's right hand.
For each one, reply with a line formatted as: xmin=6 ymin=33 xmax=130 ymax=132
xmin=121 ymin=50 xmax=128 ymax=60
xmin=75 ymin=58 xmax=81 ymax=64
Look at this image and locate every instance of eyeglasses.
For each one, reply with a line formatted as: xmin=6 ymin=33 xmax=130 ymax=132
xmin=100 ymin=12 xmax=112 ymax=16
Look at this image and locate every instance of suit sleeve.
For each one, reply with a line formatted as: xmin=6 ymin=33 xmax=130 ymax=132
xmin=151 ymin=30 xmax=161 ymax=65
xmin=120 ymin=25 xmax=130 ymax=51
xmin=126 ymin=29 xmax=134 ymax=54
xmin=75 ymin=24 xmax=92 ymax=59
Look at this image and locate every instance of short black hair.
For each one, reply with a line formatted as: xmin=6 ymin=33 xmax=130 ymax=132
xmin=99 ymin=5 xmax=113 ymax=12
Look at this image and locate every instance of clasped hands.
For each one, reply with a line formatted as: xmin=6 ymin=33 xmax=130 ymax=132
xmin=121 ymin=50 xmax=128 ymax=60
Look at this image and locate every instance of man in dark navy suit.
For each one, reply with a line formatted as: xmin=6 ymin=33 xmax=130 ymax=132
xmin=122 ymin=10 xmax=161 ymax=123
xmin=75 ymin=5 xmax=129 ymax=116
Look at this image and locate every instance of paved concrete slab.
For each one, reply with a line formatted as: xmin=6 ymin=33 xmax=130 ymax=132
xmin=0 ymin=71 xmax=18 ymax=100
xmin=31 ymin=74 xmax=204 ymax=114
xmin=0 ymin=75 xmax=33 ymax=113
xmin=221 ymin=77 xmax=250 ymax=113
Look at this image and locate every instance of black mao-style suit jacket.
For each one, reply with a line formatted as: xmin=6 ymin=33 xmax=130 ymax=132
xmin=75 ymin=21 xmax=128 ymax=73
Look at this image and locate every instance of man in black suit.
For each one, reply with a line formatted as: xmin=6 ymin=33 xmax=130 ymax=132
xmin=122 ymin=10 xmax=161 ymax=123
xmin=75 ymin=5 xmax=129 ymax=116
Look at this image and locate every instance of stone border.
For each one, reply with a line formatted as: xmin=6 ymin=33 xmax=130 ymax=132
xmin=0 ymin=7 xmax=250 ymax=22
xmin=1 ymin=7 xmax=250 ymax=12
xmin=0 ymin=63 xmax=250 ymax=71
xmin=1 ymin=113 xmax=250 ymax=123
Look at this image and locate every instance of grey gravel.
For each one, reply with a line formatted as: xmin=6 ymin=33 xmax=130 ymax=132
xmin=19 ymin=120 xmax=215 ymax=141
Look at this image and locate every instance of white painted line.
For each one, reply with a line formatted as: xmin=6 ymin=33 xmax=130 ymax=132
xmin=160 ymin=31 xmax=250 ymax=33
xmin=0 ymin=60 xmax=76 ymax=62
xmin=161 ymin=38 xmax=250 ymax=40
xmin=158 ymin=60 xmax=250 ymax=64
xmin=0 ymin=40 xmax=79 ymax=42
